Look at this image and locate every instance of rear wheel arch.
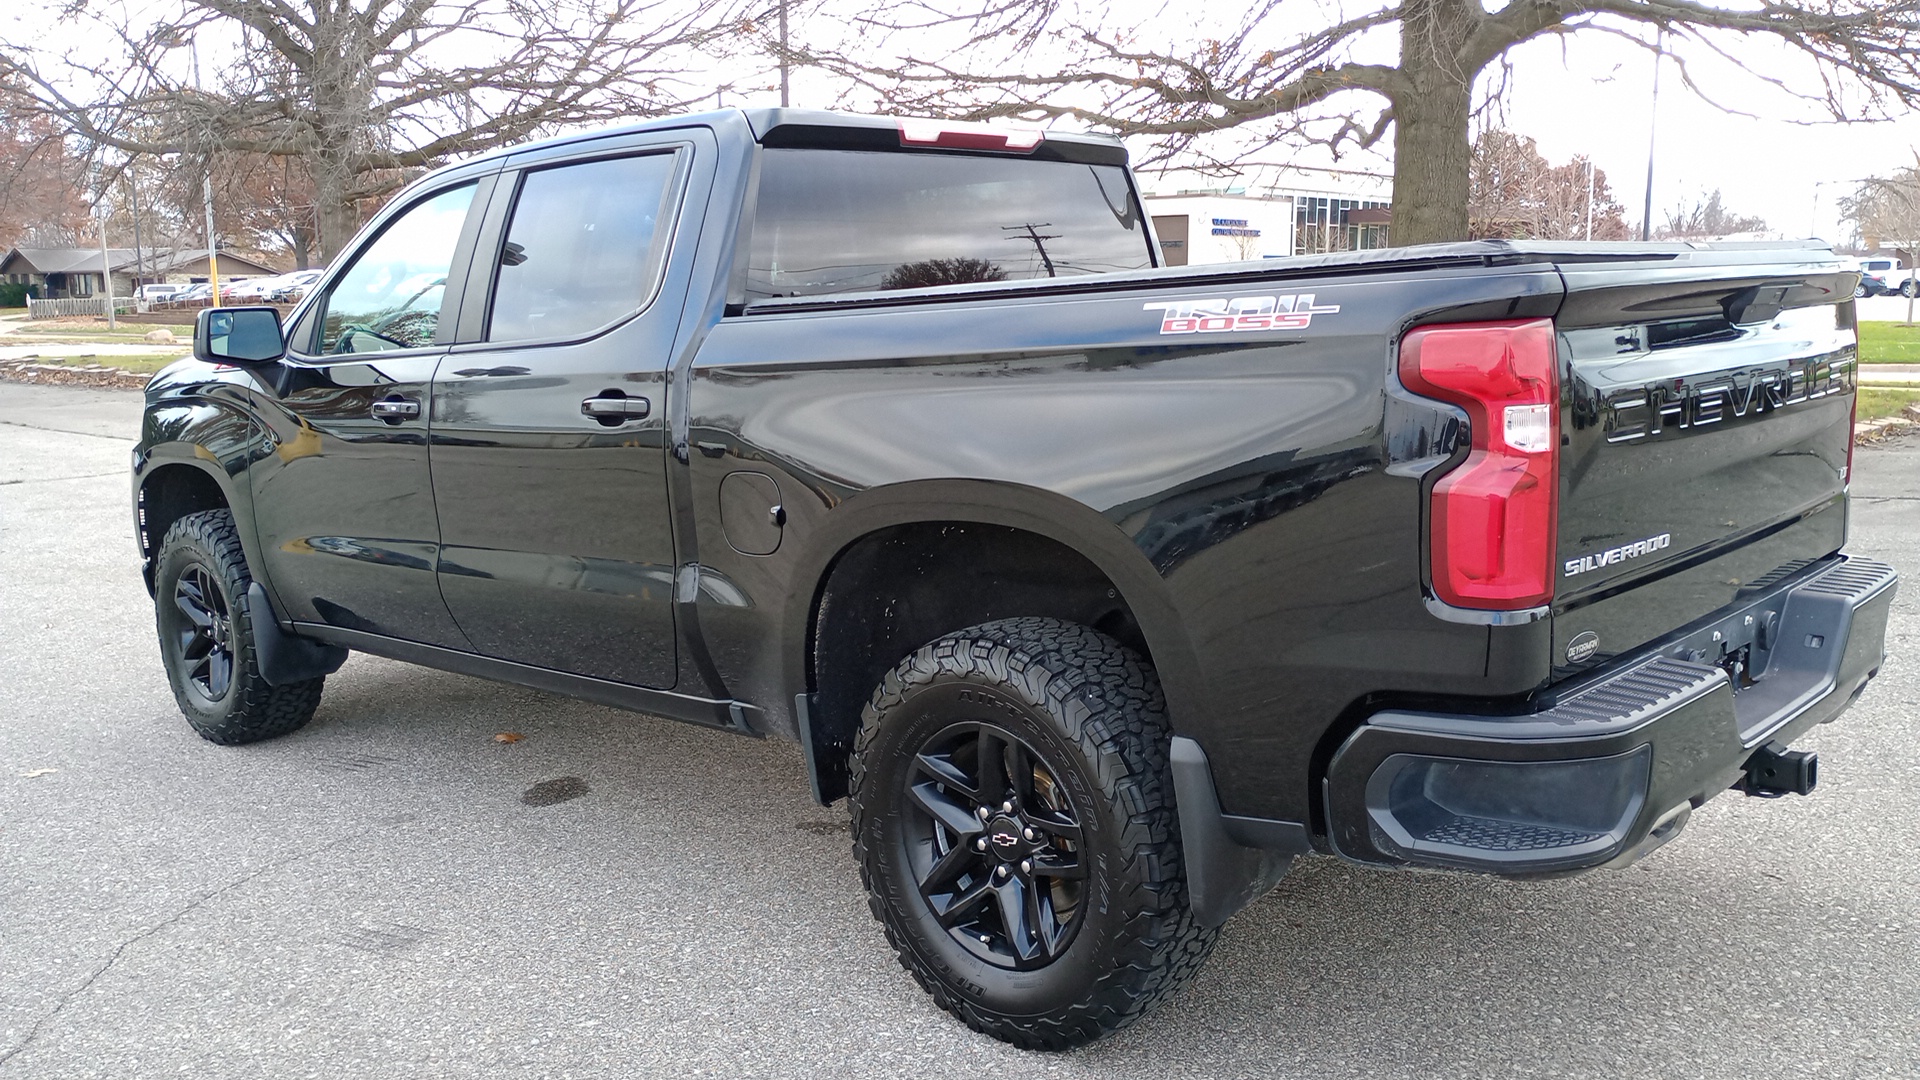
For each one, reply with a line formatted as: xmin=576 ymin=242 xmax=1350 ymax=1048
xmin=791 ymin=481 xmax=1202 ymax=803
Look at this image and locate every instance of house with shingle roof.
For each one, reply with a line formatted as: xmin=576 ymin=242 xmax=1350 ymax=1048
xmin=0 ymin=247 xmax=282 ymax=299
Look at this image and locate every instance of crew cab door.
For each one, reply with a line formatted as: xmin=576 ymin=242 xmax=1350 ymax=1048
xmin=250 ymin=177 xmax=494 ymax=646
xmin=427 ymin=131 xmax=703 ymax=688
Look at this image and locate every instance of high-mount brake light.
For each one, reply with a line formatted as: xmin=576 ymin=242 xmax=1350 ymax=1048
xmin=1399 ymin=318 xmax=1559 ymax=610
xmin=896 ymin=119 xmax=1044 ymax=153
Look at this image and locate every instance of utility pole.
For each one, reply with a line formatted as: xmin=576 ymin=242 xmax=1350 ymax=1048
xmin=778 ymin=0 xmax=790 ymax=107
xmin=1003 ymin=223 xmax=1061 ymax=276
xmin=1641 ymin=30 xmax=1665 ymax=242
xmin=191 ymin=38 xmax=221 ymax=306
xmin=204 ymin=177 xmax=221 ymax=307
xmin=95 ymin=205 xmax=117 ymax=330
xmin=130 ymin=165 xmax=147 ymax=301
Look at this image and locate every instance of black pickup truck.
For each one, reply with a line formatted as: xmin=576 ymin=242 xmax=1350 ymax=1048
xmin=134 ymin=109 xmax=1896 ymax=1048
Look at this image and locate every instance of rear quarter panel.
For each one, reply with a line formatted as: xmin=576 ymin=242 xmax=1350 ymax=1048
xmin=684 ymin=262 xmax=1563 ymax=823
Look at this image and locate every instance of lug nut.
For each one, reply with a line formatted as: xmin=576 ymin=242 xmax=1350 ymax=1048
xmin=1022 ymin=827 xmax=1036 ymax=841
xmin=1001 ymin=801 xmax=1013 ymax=813
xmin=995 ymin=865 xmax=1009 ymax=879
xmin=1019 ymin=859 xmax=1032 ymax=874
xmin=975 ymin=838 xmax=988 ymax=851
xmin=976 ymin=806 xmax=991 ymax=820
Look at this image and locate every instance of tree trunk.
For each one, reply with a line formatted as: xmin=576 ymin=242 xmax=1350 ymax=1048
xmin=312 ymin=156 xmax=355 ymax=264
xmin=1391 ymin=0 xmax=1477 ymax=246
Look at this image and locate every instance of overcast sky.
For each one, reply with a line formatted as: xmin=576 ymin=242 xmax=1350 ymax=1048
xmin=10 ymin=0 xmax=1917 ymax=246
xmin=1496 ymin=29 xmax=1920 ymax=244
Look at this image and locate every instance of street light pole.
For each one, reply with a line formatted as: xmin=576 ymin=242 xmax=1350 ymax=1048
xmin=1585 ymin=159 xmax=1595 ymax=241
xmin=1640 ymin=30 xmax=1665 ymax=242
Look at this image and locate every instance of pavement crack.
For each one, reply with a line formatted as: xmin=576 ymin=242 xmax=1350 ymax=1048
xmin=0 ymin=828 xmax=369 ymax=1070
xmin=0 ymin=471 xmax=122 ymax=487
xmin=0 ymin=419 xmax=136 ymax=443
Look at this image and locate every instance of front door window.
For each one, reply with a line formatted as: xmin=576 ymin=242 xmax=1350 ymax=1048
xmin=313 ymin=183 xmax=476 ymax=354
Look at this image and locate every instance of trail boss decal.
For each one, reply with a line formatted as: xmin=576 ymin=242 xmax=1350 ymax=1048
xmin=1144 ymin=295 xmax=1340 ymax=335
xmin=1565 ymin=532 xmax=1672 ymax=577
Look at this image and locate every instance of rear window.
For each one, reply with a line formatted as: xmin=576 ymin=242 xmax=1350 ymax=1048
xmin=745 ymin=149 xmax=1153 ymax=300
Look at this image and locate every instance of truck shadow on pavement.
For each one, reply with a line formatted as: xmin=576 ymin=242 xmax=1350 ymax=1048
xmin=257 ymin=653 xmax=1902 ymax=1077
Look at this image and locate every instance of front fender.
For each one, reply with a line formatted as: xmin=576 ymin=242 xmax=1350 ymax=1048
xmin=133 ymin=368 xmax=270 ymax=594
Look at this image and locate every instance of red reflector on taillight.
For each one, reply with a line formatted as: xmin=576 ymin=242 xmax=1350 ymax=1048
xmin=1399 ymin=319 xmax=1559 ymax=610
xmin=897 ymin=118 xmax=1044 ymax=152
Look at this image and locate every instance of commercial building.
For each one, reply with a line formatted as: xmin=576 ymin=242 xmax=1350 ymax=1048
xmin=1141 ymin=164 xmax=1394 ymax=264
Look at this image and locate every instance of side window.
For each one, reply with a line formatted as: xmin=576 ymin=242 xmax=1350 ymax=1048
xmin=313 ymin=183 xmax=476 ymax=354
xmin=487 ymin=153 xmax=679 ymax=343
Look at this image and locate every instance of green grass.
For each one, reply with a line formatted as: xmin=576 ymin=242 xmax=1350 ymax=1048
xmin=1857 ymin=388 xmax=1920 ymax=422
xmin=11 ymin=321 xmax=180 ymax=344
xmin=1858 ymin=321 xmax=1920 ymax=364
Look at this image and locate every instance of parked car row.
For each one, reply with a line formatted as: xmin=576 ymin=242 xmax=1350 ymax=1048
xmin=1851 ymin=256 xmax=1917 ymax=298
xmin=141 ymin=268 xmax=327 ymax=308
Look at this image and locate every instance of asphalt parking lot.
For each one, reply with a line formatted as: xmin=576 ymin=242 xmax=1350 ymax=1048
xmin=1 ymin=380 xmax=1916 ymax=1079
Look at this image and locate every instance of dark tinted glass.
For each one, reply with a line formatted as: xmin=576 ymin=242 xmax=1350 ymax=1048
xmin=488 ymin=152 xmax=679 ymax=342
xmin=745 ymin=149 xmax=1152 ymax=300
xmin=316 ymin=183 xmax=475 ymax=354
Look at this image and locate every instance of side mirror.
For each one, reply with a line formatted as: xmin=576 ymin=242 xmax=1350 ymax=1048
xmin=194 ymin=306 xmax=286 ymax=364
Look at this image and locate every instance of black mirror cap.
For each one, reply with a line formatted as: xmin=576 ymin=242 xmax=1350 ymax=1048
xmin=193 ymin=306 xmax=286 ymax=365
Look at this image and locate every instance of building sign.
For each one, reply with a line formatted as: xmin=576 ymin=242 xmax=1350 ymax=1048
xmin=1210 ymin=218 xmax=1260 ymax=237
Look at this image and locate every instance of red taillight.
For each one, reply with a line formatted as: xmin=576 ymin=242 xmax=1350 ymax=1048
xmin=897 ymin=118 xmax=1043 ymax=153
xmin=1399 ymin=319 xmax=1559 ymax=610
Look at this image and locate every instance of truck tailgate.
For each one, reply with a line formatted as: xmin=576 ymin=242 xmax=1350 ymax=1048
xmin=1551 ymin=249 xmax=1858 ymax=675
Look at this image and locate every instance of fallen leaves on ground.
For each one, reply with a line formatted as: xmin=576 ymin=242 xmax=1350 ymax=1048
xmin=18 ymin=767 xmax=58 ymax=778
xmin=493 ymin=732 xmax=525 ymax=744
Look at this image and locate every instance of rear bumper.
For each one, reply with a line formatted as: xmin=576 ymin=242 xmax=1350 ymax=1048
xmin=1323 ymin=554 xmax=1898 ymax=875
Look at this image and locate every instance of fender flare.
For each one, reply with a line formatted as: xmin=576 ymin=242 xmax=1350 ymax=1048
xmin=780 ymin=477 xmax=1208 ymax=740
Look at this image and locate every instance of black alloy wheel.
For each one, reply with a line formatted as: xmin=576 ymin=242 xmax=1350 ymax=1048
xmin=903 ymin=721 xmax=1086 ymax=970
xmin=170 ymin=564 xmax=236 ymax=702
xmin=153 ymin=508 xmax=326 ymax=744
xmin=850 ymin=618 xmax=1217 ymax=1049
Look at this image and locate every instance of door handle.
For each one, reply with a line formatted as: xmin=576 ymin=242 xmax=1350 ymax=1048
xmin=370 ymin=397 xmax=421 ymax=423
xmin=581 ymin=393 xmax=651 ymax=424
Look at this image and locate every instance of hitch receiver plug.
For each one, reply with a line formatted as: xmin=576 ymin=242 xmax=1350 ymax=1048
xmin=1737 ymin=742 xmax=1818 ymax=798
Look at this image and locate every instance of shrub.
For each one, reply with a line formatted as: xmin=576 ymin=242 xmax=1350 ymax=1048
xmin=0 ymin=282 xmax=42 ymax=306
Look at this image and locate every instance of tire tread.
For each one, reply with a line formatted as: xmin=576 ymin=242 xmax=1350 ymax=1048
xmin=849 ymin=617 xmax=1217 ymax=1049
xmin=157 ymin=509 xmax=323 ymax=744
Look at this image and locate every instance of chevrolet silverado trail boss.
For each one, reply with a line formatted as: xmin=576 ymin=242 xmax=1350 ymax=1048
xmin=135 ymin=109 xmax=1897 ymax=1048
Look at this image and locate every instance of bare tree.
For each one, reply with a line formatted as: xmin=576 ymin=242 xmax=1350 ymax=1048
xmin=1658 ymin=189 xmax=1768 ymax=238
xmin=0 ymin=82 xmax=91 ymax=249
xmin=1841 ymin=161 xmax=1920 ymax=315
xmin=880 ymin=256 xmax=1008 ymax=289
xmin=809 ymin=0 xmax=1920 ymax=246
xmin=3 ymin=0 xmax=764 ymax=260
xmin=1469 ymin=129 xmax=1628 ymax=240
xmin=1842 ymin=161 xmax=1920 ymax=250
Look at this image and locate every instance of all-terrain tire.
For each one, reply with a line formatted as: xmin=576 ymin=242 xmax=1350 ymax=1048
xmin=849 ymin=617 xmax=1217 ymax=1049
xmin=154 ymin=508 xmax=323 ymax=744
